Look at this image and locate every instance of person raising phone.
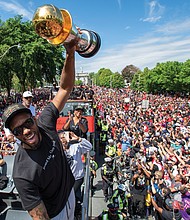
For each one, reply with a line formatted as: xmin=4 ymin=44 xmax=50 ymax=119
xmin=63 ymin=106 xmax=88 ymax=139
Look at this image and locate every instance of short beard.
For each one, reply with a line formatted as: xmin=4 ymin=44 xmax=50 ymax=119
xmin=22 ymin=131 xmax=41 ymax=150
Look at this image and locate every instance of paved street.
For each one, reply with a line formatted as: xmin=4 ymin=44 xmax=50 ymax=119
xmin=89 ymin=156 xmax=107 ymax=219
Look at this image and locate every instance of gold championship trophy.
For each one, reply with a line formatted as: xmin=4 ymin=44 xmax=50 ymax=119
xmin=32 ymin=4 xmax=101 ymax=58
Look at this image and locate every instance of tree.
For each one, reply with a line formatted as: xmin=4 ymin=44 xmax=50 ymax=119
xmin=94 ymin=68 xmax=125 ymax=88
xmin=75 ymin=80 xmax=83 ymax=86
xmin=130 ymin=70 xmax=143 ymax=91
xmin=97 ymin=68 xmax=113 ymax=87
xmin=111 ymin=72 xmax=125 ymax=88
xmin=151 ymin=61 xmax=183 ymax=93
xmin=179 ymin=60 xmax=190 ymax=92
xmin=131 ymin=61 xmax=188 ymax=94
xmin=0 ymin=16 xmax=65 ymax=95
xmin=121 ymin=65 xmax=140 ymax=83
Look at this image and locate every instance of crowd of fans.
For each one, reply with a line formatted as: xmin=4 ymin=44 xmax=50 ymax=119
xmin=0 ymin=85 xmax=190 ymax=219
xmin=94 ymin=87 xmax=190 ymax=219
xmin=0 ymin=85 xmax=93 ymax=153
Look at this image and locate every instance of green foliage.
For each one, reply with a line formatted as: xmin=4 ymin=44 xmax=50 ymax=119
xmin=12 ymin=74 xmax=21 ymax=91
xmin=88 ymin=72 xmax=95 ymax=79
xmin=92 ymin=68 xmax=125 ymax=88
xmin=131 ymin=61 xmax=190 ymax=94
xmin=98 ymin=69 xmax=113 ymax=87
xmin=130 ymin=70 xmax=143 ymax=90
xmin=0 ymin=16 xmax=65 ymax=95
xmin=75 ymin=80 xmax=83 ymax=86
xmin=111 ymin=72 xmax=125 ymax=88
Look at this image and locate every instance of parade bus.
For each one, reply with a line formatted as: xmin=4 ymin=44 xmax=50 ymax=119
xmin=0 ymin=100 xmax=96 ymax=219
xmin=56 ymin=99 xmax=95 ymax=134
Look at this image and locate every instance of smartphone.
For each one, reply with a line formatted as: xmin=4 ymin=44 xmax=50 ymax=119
xmin=64 ymin=132 xmax=70 ymax=142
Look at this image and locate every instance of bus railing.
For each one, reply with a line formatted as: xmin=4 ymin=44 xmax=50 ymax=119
xmin=82 ymin=151 xmax=90 ymax=220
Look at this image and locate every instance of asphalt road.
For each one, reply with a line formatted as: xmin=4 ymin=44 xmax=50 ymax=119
xmin=89 ymin=154 xmax=112 ymax=219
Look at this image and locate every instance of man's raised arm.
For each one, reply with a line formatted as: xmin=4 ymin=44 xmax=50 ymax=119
xmin=52 ymin=42 xmax=76 ymax=112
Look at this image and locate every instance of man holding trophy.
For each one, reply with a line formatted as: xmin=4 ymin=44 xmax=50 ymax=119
xmin=3 ymin=41 xmax=76 ymax=220
xmin=2 ymin=4 xmax=100 ymax=220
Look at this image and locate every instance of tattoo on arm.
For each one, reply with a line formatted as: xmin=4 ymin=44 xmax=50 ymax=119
xmin=28 ymin=201 xmax=50 ymax=220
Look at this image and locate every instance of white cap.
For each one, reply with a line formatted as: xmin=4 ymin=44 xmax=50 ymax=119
xmin=118 ymin=184 xmax=127 ymax=192
xmin=23 ymin=91 xmax=33 ymax=98
xmin=108 ymin=139 xmax=114 ymax=144
xmin=104 ymin=157 xmax=112 ymax=162
xmin=175 ymin=123 xmax=180 ymax=127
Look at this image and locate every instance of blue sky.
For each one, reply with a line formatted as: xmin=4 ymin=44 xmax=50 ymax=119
xmin=1 ymin=0 xmax=190 ymax=74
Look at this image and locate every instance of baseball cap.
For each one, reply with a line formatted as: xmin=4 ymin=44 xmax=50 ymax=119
xmin=23 ymin=91 xmax=33 ymax=98
xmin=108 ymin=139 xmax=114 ymax=144
xmin=2 ymin=103 xmax=31 ymax=129
xmin=104 ymin=157 xmax=112 ymax=162
xmin=74 ymin=106 xmax=84 ymax=111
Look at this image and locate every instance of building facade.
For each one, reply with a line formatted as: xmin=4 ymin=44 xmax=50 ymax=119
xmin=76 ymin=72 xmax=91 ymax=85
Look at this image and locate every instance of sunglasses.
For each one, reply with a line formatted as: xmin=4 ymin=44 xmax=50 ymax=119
xmin=12 ymin=117 xmax=34 ymax=136
xmin=24 ymin=97 xmax=32 ymax=100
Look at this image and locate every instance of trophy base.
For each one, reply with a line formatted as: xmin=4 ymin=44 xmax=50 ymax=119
xmin=77 ymin=31 xmax=101 ymax=58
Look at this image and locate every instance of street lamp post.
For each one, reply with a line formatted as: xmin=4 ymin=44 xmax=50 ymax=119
xmin=0 ymin=44 xmax=21 ymax=62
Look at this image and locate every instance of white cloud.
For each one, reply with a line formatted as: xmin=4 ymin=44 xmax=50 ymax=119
xmin=143 ymin=16 xmax=161 ymax=23
xmin=155 ymin=19 xmax=190 ymax=35
xmin=0 ymin=0 xmax=33 ymax=20
xmin=76 ymin=19 xmax=190 ymax=74
xmin=141 ymin=0 xmax=165 ymax=23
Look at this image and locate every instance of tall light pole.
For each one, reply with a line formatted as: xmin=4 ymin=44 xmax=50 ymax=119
xmin=0 ymin=44 xmax=21 ymax=62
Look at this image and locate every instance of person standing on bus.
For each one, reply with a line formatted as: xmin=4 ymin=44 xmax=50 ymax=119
xmin=4 ymin=91 xmax=36 ymax=151
xmin=63 ymin=106 xmax=88 ymax=139
xmin=22 ymin=91 xmax=36 ymax=116
xmin=58 ymin=130 xmax=92 ymax=216
xmin=2 ymin=41 xmax=77 ymax=220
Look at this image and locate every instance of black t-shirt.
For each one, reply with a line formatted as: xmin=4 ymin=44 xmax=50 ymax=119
xmin=162 ymin=209 xmax=182 ymax=220
xmin=132 ymin=174 xmax=147 ymax=195
xmin=13 ymin=102 xmax=75 ymax=218
xmin=66 ymin=117 xmax=88 ymax=138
